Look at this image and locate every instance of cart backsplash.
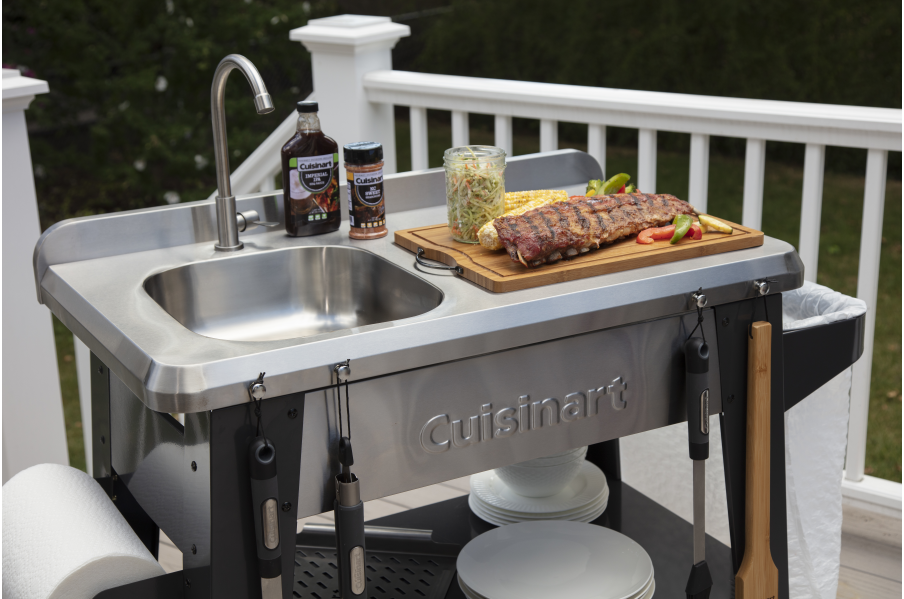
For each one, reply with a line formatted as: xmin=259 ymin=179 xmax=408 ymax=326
xmin=297 ymin=311 xmax=722 ymax=517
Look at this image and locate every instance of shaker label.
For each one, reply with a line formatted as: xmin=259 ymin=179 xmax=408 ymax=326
xmin=347 ymin=168 xmax=385 ymax=229
xmin=293 ymin=154 xmax=334 ymax=194
xmin=352 ymin=171 xmax=384 ymax=206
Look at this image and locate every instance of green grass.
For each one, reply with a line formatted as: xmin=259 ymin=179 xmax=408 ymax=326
xmin=53 ymin=119 xmax=901 ymax=482
xmin=53 ymin=315 xmax=86 ymax=473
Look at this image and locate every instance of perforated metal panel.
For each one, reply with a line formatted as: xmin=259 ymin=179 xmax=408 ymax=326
xmin=293 ymin=546 xmax=456 ymax=599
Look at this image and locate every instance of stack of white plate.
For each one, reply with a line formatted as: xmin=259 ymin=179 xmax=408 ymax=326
xmin=469 ymin=460 xmax=608 ymax=526
xmin=457 ymin=521 xmax=654 ymax=599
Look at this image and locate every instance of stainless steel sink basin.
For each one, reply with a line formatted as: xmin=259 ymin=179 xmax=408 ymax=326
xmin=144 ymin=246 xmax=443 ymax=342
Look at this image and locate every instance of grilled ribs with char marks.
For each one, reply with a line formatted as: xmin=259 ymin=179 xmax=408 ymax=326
xmin=493 ymin=193 xmax=697 ymax=267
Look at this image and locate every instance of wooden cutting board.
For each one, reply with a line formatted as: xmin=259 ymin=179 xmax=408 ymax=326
xmin=395 ymin=219 xmax=763 ymax=293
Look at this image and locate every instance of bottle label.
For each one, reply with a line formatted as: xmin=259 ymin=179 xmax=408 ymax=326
xmin=347 ymin=168 xmax=386 ymax=229
xmin=287 ymin=154 xmax=339 ymax=223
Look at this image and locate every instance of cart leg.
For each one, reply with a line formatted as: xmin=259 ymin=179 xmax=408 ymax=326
xmin=90 ymin=353 xmax=159 ymax=559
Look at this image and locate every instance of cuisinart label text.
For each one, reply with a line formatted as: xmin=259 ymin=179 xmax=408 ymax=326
xmin=419 ymin=377 xmax=628 ymax=453
xmin=347 ymin=168 xmax=385 ymax=229
xmin=292 ymin=154 xmax=334 ymax=194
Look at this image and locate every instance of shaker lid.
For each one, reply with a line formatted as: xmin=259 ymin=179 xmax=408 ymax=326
xmin=296 ymin=101 xmax=319 ymax=113
xmin=344 ymin=141 xmax=383 ymax=165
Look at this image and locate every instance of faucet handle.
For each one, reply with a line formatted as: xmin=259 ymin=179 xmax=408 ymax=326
xmin=237 ymin=210 xmax=280 ymax=232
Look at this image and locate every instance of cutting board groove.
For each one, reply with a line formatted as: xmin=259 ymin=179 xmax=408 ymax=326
xmin=395 ymin=219 xmax=764 ymax=293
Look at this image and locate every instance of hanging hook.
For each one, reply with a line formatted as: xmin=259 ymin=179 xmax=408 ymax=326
xmin=248 ymin=372 xmax=268 ymax=445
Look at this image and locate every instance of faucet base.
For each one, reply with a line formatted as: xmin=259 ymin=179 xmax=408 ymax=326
xmin=215 ymin=241 xmax=245 ymax=252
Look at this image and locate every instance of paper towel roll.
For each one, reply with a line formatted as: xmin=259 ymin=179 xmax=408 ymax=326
xmin=2 ymin=464 xmax=165 ymax=599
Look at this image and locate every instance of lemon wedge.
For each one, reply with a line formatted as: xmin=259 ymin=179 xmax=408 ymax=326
xmin=698 ymin=214 xmax=733 ymax=234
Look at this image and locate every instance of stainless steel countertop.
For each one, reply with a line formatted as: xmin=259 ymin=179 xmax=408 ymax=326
xmin=36 ymin=151 xmax=803 ymax=413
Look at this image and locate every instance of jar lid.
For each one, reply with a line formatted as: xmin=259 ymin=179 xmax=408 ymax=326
xmin=344 ymin=141 xmax=383 ymax=165
xmin=297 ymin=101 xmax=319 ymax=113
xmin=443 ymin=145 xmax=506 ymax=166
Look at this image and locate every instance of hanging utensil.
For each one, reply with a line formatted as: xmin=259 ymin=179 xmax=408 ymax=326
xmin=247 ymin=374 xmax=282 ymax=599
xmin=333 ymin=360 xmax=367 ymax=598
xmin=685 ymin=291 xmax=713 ymax=599
xmin=735 ymin=321 xmax=779 ymax=598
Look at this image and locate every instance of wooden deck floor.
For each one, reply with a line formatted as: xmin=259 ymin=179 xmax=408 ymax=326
xmin=157 ymin=478 xmax=901 ymax=598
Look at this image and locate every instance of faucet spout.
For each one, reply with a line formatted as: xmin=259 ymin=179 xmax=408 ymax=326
xmin=210 ymin=54 xmax=274 ymax=251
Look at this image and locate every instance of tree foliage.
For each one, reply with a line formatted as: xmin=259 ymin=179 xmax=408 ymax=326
xmin=3 ymin=0 xmax=339 ymax=227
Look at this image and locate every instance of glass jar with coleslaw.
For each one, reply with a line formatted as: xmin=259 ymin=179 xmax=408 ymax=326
xmin=443 ymin=146 xmax=506 ymax=243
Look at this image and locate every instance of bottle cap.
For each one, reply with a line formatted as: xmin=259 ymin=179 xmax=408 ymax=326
xmin=343 ymin=141 xmax=383 ymax=165
xmin=296 ymin=101 xmax=319 ymax=113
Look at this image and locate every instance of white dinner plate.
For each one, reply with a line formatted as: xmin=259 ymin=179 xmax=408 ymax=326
xmin=469 ymin=492 xmax=608 ymax=525
xmin=470 ymin=488 xmax=608 ymax=521
xmin=470 ymin=495 xmax=608 ymax=527
xmin=470 ymin=461 xmax=607 ymax=515
xmin=457 ymin=521 xmax=653 ymax=599
xmin=458 ymin=573 xmax=654 ymax=599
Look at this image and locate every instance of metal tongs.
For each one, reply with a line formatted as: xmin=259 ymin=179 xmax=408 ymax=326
xmin=333 ymin=361 xmax=367 ymax=598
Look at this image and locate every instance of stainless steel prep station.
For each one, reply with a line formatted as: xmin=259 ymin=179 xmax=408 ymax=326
xmin=34 ymin=151 xmax=865 ymax=599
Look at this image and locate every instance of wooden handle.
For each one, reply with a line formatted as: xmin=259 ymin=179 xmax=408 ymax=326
xmin=736 ymin=321 xmax=779 ymax=599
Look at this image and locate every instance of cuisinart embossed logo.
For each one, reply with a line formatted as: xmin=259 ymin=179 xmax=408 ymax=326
xmin=419 ymin=378 xmax=628 ymax=454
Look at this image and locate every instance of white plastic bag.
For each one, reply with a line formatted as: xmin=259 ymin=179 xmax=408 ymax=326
xmin=621 ymin=281 xmax=865 ymax=599
xmin=782 ymin=281 xmax=865 ymax=599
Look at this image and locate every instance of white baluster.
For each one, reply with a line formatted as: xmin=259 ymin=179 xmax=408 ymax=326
xmin=410 ymin=106 xmax=429 ymax=171
xmin=540 ymin=119 xmax=558 ymax=153
xmin=688 ymin=133 xmax=710 ymax=213
xmin=494 ymin=115 xmax=513 ymax=156
xmin=798 ymin=144 xmax=826 ymax=281
xmin=742 ymin=138 xmax=766 ymax=230
xmin=845 ymin=148 xmax=888 ymax=483
xmin=451 ymin=110 xmax=469 ymax=147
xmin=638 ymin=128 xmax=657 ymax=194
xmin=587 ymin=124 xmax=606 ymax=176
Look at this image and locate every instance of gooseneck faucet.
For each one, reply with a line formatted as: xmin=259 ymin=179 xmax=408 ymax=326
xmin=210 ymin=54 xmax=274 ymax=251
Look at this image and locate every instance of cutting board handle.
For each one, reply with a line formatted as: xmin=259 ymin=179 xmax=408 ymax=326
xmin=735 ymin=321 xmax=779 ymax=598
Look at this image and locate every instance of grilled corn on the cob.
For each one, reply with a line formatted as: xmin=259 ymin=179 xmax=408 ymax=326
xmin=478 ymin=190 xmax=568 ymax=250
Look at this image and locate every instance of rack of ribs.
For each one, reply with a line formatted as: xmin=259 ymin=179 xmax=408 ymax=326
xmin=493 ymin=193 xmax=697 ymax=268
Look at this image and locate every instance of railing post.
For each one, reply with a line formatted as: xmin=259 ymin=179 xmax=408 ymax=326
xmin=494 ymin=115 xmax=513 ymax=156
xmin=2 ymin=69 xmax=69 ymax=483
xmin=688 ymin=133 xmax=710 ymax=213
xmin=587 ymin=124 xmax=606 ymax=176
xmin=451 ymin=110 xmax=469 ymax=147
xmin=410 ymin=106 xmax=429 ymax=171
xmin=291 ymin=15 xmax=410 ymax=177
xmin=742 ymin=138 xmax=766 ymax=230
xmin=637 ymin=128 xmax=657 ymax=194
xmin=845 ymin=148 xmax=889 ymax=483
xmin=539 ymin=119 xmax=558 ymax=153
xmin=799 ymin=143 xmax=826 ymax=281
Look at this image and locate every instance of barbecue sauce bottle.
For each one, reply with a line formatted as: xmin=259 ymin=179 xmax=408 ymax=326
xmin=281 ymin=101 xmax=340 ymax=236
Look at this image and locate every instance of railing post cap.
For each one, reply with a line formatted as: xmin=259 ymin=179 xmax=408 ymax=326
xmin=3 ymin=69 xmax=49 ymax=112
xmin=290 ymin=14 xmax=410 ymax=53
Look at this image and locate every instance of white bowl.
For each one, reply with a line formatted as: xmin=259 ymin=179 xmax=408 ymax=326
xmin=516 ymin=446 xmax=588 ymax=468
xmin=495 ymin=455 xmax=586 ymax=497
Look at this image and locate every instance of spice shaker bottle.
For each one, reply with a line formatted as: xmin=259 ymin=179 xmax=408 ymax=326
xmin=344 ymin=142 xmax=387 ymax=239
xmin=280 ymin=101 xmax=341 ymax=236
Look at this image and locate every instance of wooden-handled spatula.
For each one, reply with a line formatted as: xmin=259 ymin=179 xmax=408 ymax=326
xmin=735 ymin=321 xmax=779 ymax=599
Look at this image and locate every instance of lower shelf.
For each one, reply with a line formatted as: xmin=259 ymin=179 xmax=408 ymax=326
xmin=295 ymin=479 xmax=735 ymax=599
